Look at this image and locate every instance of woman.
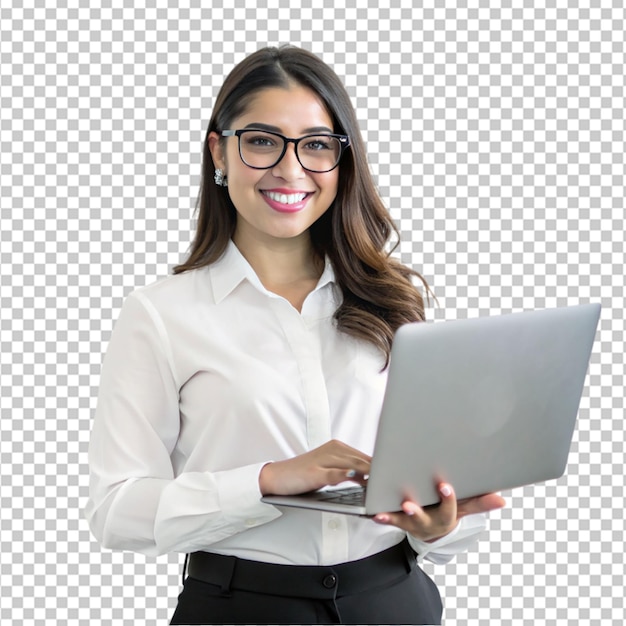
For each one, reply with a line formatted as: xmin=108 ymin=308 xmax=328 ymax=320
xmin=85 ymin=45 xmax=505 ymax=625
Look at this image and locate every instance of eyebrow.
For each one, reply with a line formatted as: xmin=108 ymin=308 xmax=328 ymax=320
xmin=242 ymin=122 xmax=335 ymax=135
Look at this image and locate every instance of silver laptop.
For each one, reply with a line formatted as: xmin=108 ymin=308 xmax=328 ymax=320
xmin=261 ymin=303 xmax=601 ymax=516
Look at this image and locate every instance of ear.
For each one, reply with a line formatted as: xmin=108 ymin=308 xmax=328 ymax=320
xmin=208 ymin=131 xmax=226 ymax=170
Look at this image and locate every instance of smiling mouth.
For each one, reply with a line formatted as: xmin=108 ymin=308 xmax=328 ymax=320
xmin=261 ymin=190 xmax=312 ymax=205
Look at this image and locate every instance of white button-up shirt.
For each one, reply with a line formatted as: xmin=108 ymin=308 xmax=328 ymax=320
xmin=85 ymin=241 xmax=487 ymax=565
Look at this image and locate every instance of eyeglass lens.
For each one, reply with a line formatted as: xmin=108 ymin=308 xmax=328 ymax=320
xmin=238 ymin=131 xmax=342 ymax=172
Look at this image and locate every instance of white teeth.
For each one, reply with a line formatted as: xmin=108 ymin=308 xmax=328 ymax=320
xmin=263 ymin=191 xmax=307 ymax=205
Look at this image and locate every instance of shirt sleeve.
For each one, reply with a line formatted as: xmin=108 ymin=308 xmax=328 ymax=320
xmin=406 ymin=512 xmax=488 ymax=565
xmin=84 ymin=291 xmax=282 ymax=557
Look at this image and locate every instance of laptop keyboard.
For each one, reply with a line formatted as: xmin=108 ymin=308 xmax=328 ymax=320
xmin=316 ymin=486 xmax=366 ymax=506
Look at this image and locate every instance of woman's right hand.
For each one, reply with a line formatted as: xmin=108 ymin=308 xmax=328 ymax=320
xmin=259 ymin=439 xmax=371 ymax=496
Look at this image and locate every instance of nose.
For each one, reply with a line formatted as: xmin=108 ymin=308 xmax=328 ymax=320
xmin=271 ymin=141 xmax=306 ymax=180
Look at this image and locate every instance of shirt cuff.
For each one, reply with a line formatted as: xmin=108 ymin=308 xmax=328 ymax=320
xmin=214 ymin=462 xmax=283 ymax=530
xmin=406 ymin=512 xmax=487 ymax=565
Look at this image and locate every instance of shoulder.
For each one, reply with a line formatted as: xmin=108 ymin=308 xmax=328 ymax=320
xmin=120 ymin=266 xmax=215 ymax=323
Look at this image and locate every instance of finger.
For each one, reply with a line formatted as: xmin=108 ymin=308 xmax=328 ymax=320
xmin=457 ymin=493 xmax=506 ymax=518
xmin=336 ymin=454 xmax=372 ymax=472
xmin=345 ymin=454 xmax=372 ymax=471
xmin=401 ymin=482 xmax=457 ymax=524
xmin=372 ymin=511 xmax=412 ymax=531
xmin=432 ymin=482 xmax=457 ymax=524
xmin=372 ymin=496 xmax=430 ymax=529
xmin=344 ymin=469 xmax=369 ymax=481
xmin=374 ymin=483 xmax=456 ymax=528
xmin=324 ymin=468 xmax=369 ymax=486
xmin=323 ymin=454 xmax=371 ymax=475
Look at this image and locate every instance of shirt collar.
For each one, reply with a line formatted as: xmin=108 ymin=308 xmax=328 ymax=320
xmin=315 ymin=258 xmax=335 ymax=291
xmin=210 ymin=240 xmax=336 ymax=304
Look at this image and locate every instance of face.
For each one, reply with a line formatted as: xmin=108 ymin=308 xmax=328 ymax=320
xmin=208 ymin=85 xmax=339 ymax=251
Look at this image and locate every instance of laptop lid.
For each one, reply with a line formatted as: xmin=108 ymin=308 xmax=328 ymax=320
xmin=262 ymin=303 xmax=600 ymax=516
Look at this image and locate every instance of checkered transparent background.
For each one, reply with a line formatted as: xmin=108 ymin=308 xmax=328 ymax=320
xmin=1 ymin=1 xmax=624 ymax=624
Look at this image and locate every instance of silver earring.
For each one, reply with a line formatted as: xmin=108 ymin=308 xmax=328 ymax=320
xmin=214 ymin=168 xmax=228 ymax=187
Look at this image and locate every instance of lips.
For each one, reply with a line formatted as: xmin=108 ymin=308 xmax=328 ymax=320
xmin=262 ymin=190 xmax=309 ymax=205
xmin=260 ymin=189 xmax=313 ymax=213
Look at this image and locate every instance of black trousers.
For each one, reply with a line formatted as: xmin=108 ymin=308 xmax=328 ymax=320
xmin=170 ymin=540 xmax=443 ymax=625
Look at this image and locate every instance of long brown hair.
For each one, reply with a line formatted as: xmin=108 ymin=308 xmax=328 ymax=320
xmin=174 ymin=45 xmax=431 ymax=365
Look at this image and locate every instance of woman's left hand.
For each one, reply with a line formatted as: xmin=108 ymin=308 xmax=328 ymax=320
xmin=372 ymin=483 xmax=506 ymax=542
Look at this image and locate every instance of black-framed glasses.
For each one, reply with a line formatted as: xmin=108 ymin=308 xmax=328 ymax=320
xmin=221 ymin=129 xmax=350 ymax=173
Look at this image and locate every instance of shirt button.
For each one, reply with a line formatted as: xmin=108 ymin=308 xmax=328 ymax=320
xmin=328 ymin=518 xmax=340 ymax=530
xmin=322 ymin=574 xmax=337 ymax=589
xmin=245 ymin=518 xmax=257 ymax=527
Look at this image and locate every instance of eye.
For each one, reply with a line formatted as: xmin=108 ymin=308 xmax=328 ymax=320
xmin=302 ymin=137 xmax=334 ymax=151
xmin=243 ymin=132 xmax=279 ymax=148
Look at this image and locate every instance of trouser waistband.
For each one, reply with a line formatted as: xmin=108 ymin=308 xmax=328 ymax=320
xmin=186 ymin=539 xmax=417 ymax=600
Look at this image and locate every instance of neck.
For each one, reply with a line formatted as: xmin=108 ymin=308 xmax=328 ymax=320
xmin=232 ymin=230 xmax=323 ymax=287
